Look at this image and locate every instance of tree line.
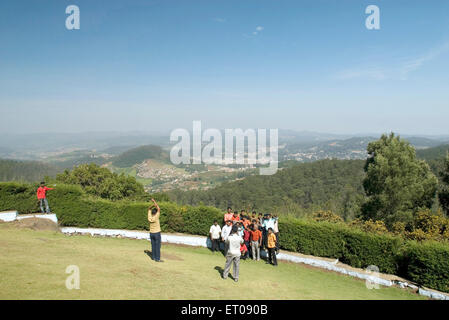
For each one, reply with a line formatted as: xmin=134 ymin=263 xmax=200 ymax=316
xmin=0 ymin=159 xmax=59 ymax=182
xmin=169 ymin=133 xmax=449 ymax=231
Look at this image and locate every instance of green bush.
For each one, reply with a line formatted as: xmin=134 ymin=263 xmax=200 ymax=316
xmin=278 ymin=218 xmax=401 ymax=274
xmin=403 ymin=241 xmax=449 ymax=292
xmin=0 ymin=182 xmax=39 ymax=214
xmin=1 ymin=181 xmax=448 ymax=293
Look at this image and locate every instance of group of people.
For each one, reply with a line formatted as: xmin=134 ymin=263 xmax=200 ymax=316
xmin=209 ymin=207 xmax=280 ymax=282
xmin=147 ymin=201 xmax=281 ymax=282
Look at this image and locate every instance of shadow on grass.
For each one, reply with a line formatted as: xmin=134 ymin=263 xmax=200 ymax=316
xmin=144 ymin=250 xmax=153 ymax=260
xmin=214 ymin=266 xmax=235 ymax=280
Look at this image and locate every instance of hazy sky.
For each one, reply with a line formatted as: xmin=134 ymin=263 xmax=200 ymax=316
xmin=1 ymin=0 xmax=448 ymax=135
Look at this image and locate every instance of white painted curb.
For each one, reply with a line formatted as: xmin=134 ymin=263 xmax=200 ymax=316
xmin=0 ymin=211 xmax=19 ymax=222
xmin=0 ymin=211 xmax=58 ymax=224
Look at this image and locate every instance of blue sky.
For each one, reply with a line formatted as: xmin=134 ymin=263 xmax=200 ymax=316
xmin=0 ymin=0 xmax=448 ymax=135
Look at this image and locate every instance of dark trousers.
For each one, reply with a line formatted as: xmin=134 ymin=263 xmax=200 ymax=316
xmin=275 ymin=232 xmax=280 ymax=252
xmin=262 ymin=229 xmax=268 ymax=249
xmin=268 ymin=247 xmax=277 ymax=265
xmin=244 ymin=240 xmax=251 ymax=258
xmin=150 ymin=232 xmax=161 ymax=261
xmin=211 ymin=238 xmax=220 ymax=252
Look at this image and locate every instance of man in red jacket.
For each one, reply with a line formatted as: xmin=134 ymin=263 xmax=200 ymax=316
xmin=37 ymin=182 xmax=54 ymax=214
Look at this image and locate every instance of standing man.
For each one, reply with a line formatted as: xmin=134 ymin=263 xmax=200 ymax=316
xmin=148 ymin=198 xmax=163 ymax=262
xmin=243 ymin=225 xmax=251 ymax=260
xmin=37 ymin=182 xmax=54 ymax=214
xmin=224 ymin=207 xmax=233 ymax=223
xmin=251 ymin=211 xmax=258 ymax=223
xmin=222 ymin=225 xmax=243 ymax=282
xmin=209 ymin=220 xmax=222 ymax=253
xmin=273 ymin=214 xmax=280 ymax=253
xmin=262 ymin=213 xmax=275 ymax=250
xmin=250 ymin=224 xmax=262 ymax=261
xmin=231 ymin=211 xmax=241 ymax=225
xmin=221 ymin=220 xmax=233 ymax=254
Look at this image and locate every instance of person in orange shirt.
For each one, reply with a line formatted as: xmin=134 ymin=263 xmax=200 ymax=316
xmin=251 ymin=211 xmax=258 ymax=224
xmin=36 ymin=182 xmax=54 ymax=214
xmin=224 ymin=207 xmax=233 ymax=223
xmin=267 ymin=228 xmax=278 ymax=266
xmin=231 ymin=211 xmax=240 ymax=224
xmin=242 ymin=216 xmax=251 ymax=229
xmin=250 ymin=224 xmax=263 ymax=261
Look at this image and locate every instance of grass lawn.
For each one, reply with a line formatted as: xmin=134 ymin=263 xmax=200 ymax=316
xmin=0 ymin=223 xmax=426 ymax=300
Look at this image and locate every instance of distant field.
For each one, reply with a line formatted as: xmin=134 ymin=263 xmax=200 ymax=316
xmin=0 ymin=224 xmax=425 ymax=300
xmin=108 ymin=165 xmax=154 ymax=186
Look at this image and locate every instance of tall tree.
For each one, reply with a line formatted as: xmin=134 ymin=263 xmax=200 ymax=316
xmin=438 ymin=153 xmax=449 ymax=216
xmin=362 ymin=133 xmax=438 ymax=227
xmin=56 ymin=163 xmax=148 ymax=201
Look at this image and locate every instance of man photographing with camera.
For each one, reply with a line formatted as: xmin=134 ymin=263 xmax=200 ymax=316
xmin=148 ymin=198 xmax=163 ymax=262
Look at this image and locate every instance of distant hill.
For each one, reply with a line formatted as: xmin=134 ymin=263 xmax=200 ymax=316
xmin=406 ymin=137 xmax=447 ymax=149
xmin=0 ymin=147 xmax=13 ymax=157
xmin=169 ymin=159 xmax=366 ymax=219
xmin=100 ymin=145 xmax=137 ymax=155
xmin=0 ymin=158 xmax=60 ymax=182
xmin=416 ymin=144 xmax=449 ymax=161
xmin=47 ymin=152 xmax=109 ymax=169
xmin=416 ymin=144 xmax=449 ymax=179
xmin=280 ymin=136 xmax=445 ymax=162
xmin=111 ymin=145 xmax=169 ymax=168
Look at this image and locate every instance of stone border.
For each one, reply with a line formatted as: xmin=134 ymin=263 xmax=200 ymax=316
xmin=0 ymin=211 xmax=58 ymax=224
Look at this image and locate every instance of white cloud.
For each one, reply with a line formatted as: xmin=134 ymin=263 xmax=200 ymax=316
xmin=334 ymin=41 xmax=449 ymax=81
xmin=400 ymin=42 xmax=449 ymax=80
xmin=212 ymin=17 xmax=226 ymax=23
xmin=251 ymin=26 xmax=264 ymax=36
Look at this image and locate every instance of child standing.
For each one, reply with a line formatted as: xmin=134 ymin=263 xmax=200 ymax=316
xmin=267 ymin=228 xmax=278 ymax=266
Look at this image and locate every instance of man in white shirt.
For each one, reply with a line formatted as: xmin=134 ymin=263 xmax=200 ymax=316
xmin=209 ymin=220 xmax=222 ymax=252
xmin=262 ymin=214 xmax=275 ymax=231
xmin=221 ymin=220 xmax=233 ymax=255
xmin=273 ymin=214 xmax=280 ymax=253
xmin=223 ymin=225 xmax=243 ymax=282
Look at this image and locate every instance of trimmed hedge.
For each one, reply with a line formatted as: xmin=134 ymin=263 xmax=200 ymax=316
xmin=279 ymin=218 xmax=402 ymax=274
xmin=0 ymin=182 xmax=223 ymax=235
xmin=1 ymin=182 xmax=448 ymax=292
xmin=403 ymin=241 xmax=449 ymax=292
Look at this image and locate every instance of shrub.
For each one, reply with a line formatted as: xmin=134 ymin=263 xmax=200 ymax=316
xmin=404 ymin=241 xmax=449 ymax=292
xmin=279 ymin=218 xmax=400 ymax=274
xmin=0 ymin=182 xmax=39 ymax=214
xmin=312 ymin=210 xmax=343 ymax=223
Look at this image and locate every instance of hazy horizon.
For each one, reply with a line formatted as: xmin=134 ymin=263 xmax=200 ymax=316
xmin=1 ymin=128 xmax=449 ymax=139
